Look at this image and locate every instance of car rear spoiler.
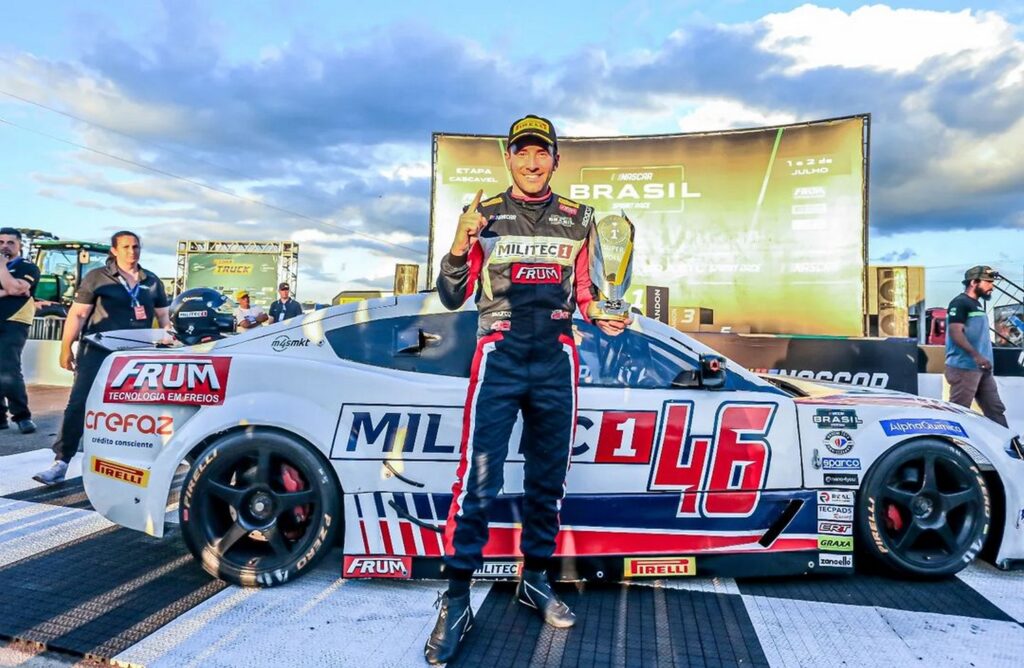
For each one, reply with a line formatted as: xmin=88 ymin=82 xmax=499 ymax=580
xmin=83 ymin=329 xmax=176 ymax=352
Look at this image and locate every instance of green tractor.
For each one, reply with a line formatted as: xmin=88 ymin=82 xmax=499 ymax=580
xmin=29 ymin=238 xmax=111 ymax=318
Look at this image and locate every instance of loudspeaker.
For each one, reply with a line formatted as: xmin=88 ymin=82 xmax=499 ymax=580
xmin=876 ymin=266 xmax=909 ymax=337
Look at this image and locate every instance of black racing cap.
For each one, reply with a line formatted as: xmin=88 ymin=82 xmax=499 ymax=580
xmin=964 ymin=265 xmax=998 ymax=281
xmin=508 ymin=115 xmax=557 ymax=151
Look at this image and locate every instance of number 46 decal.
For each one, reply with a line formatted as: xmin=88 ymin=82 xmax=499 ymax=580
xmin=649 ymin=401 xmax=777 ymax=518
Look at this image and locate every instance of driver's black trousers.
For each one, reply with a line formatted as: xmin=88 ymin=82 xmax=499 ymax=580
xmin=52 ymin=343 xmax=111 ymax=463
xmin=443 ymin=329 xmax=579 ymax=573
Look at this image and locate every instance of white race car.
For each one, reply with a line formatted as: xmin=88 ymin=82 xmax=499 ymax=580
xmin=81 ymin=294 xmax=1024 ymax=587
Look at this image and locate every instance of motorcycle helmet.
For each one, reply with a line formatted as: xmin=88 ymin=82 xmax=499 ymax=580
xmin=170 ymin=287 xmax=236 ymax=345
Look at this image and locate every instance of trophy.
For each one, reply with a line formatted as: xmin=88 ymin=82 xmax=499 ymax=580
xmin=588 ymin=212 xmax=635 ymax=320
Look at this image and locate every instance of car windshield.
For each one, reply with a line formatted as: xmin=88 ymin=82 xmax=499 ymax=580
xmin=37 ymin=249 xmax=107 ymax=277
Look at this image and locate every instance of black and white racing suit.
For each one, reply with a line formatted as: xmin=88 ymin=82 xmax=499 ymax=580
xmin=437 ymin=188 xmax=596 ymax=573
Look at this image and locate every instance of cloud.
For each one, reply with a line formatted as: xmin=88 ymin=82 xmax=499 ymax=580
xmin=6 ymin=2 xmax=1024 ymax=302
xmin=875 ymin=247 xmax=918 ymax=263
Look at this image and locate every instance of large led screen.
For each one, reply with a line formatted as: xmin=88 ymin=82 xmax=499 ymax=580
xmin=429 ymin=116 xmax=868 ymax=335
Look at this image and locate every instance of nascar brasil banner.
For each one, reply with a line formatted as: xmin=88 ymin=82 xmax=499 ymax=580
xmin=184 ymin=253 xmax=280 ymax=306
xmin=429 ymin=115 xmax=868 ymax=336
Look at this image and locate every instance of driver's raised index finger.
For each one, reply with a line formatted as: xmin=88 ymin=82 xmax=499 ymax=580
xmin=468 ymin=189 xmax=484 ymax=212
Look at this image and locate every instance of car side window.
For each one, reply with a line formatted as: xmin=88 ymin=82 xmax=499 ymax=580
xmin=574 ymin=321 xmax=697 ymax=389
xmin=325 ymin=311 xmax=477 ymax=377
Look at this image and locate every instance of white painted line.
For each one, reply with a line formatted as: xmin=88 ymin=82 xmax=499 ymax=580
xmin=114 ymin=563 xmax=491 ymax=668
xmin=958 ymin=559 xmax=1024 ymax=623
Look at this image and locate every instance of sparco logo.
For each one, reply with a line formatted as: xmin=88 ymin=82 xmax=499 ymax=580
xmin=104 ymin=357 xmax=231 ymax=406
xmin=343 ymin=556 xmax=411 ymax=579
xmin=272 ymin=335 xmax=311 ymax=352
xmin=85 ymin=411 xmax=173 ymax=435
xmin=511 ymin=263 xmax=561 ymax=284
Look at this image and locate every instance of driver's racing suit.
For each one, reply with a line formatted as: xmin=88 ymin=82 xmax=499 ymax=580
xmin=436 ymin=188 xmax=596 ymax=573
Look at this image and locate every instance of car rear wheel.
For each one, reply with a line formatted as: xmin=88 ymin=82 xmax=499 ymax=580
xmin=179 ymin=429 xmax=341 ymax=587
xmin=857 ymin=439 xmax=990 ymax=577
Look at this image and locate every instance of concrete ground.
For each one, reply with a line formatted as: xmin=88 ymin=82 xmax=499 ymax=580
xmin=0 ymin=386 xmax=69 ymax=457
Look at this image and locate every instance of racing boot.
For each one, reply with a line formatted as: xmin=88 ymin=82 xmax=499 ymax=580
xmin=516 ymin=569 xmax=576 ymax=628
xmin=424 ymin=591 xmax=473 ymax=665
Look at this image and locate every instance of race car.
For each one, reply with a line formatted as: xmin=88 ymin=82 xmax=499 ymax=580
xmin=81 ymin=294 xmax=1024 ymax=587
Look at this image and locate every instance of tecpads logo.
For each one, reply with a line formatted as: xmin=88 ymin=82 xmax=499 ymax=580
xmin=105 ymin=357 xmax=232 ymax=406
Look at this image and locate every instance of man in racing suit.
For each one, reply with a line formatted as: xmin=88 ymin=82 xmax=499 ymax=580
xmin=425 ymin=115 xmax=627 ymax=664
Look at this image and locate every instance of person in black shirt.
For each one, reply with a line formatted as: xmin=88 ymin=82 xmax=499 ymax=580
xmin=0 ymin=228 xmax=41 ymax=434
xmin=944 ymin=265 xmax=1007 ymax=427
xmin=268 ymin=282 xmax=303 ymax=322
xmin=33 ymin=231 xmax=170 ymax=486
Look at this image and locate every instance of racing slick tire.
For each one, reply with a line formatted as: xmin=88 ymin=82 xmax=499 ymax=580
xmin=857 ymin=439 xmax=990 ymax=577
xmin=179 ymin=429 xmax=341 ymax=587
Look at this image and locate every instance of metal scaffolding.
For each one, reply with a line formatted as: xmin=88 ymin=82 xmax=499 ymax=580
xmin=173 ymin=240 xmax=299 ymax=297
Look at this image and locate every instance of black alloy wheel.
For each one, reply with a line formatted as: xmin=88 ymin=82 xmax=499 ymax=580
xmin=857 ymin=439 xmax=990 ymax=577
xmin=179 ymin=429 xmax=341 ymax=587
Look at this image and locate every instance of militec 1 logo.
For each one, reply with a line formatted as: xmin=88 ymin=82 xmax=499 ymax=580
xmin=104 ymin=357 xmax=232 ymax=406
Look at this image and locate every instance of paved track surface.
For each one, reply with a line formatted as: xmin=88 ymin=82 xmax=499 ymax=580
xmin=2 ymin=445 xmax=1024 ymax=668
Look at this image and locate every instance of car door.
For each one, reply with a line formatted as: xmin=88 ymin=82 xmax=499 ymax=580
xmin=537 ymin=320 xmax=803 ymax=558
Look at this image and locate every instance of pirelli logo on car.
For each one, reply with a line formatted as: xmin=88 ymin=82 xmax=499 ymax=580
xmin=624 ymin=557 xmax=696 ymax=578
xmin=90 ymin=455 xmax=149 ymax=488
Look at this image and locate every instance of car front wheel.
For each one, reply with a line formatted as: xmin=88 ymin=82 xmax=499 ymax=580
xmin=857 ymin=439 xmax=990 ymax=577
xmin=179 ymin=429 xmax=341 ymax=587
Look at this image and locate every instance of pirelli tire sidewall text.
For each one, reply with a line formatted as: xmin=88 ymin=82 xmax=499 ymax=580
xmin=856 ymin=438 xmax=990 ymax=578
xmin=179 ymin=429 xmax=342 ymax=588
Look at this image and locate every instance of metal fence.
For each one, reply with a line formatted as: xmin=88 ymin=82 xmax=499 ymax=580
xmin=29 ymin=317 xmax=65 ymax=341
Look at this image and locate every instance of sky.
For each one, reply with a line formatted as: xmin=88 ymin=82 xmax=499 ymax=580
xmin=2 ymin=1 xmax=1023 ymax=308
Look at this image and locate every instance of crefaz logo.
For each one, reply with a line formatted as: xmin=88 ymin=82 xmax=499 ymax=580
xmin=342 ymin=556 xmax=411 ymax=579
xmin=272 ymin=335 xmax=312 ymax=352
xmin=511 ymin=263 xmax=562 ymax=284
xmin=880 ymin=419 xmax=967 ymax=438
xmin=104 ymin=357 xmax=231 ymax=406
xmin=85 ymin=410 xmax=173 ymax=436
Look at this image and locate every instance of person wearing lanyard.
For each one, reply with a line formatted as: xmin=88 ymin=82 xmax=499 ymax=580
xmin=0 ymin=228 xmax=42 ymax=434
xmin=268 ymin=282 xmax=303 ymax=323
xmin=33 ymin=231 xmax=170 ymax=486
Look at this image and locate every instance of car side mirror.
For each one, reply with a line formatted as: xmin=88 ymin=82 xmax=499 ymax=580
xmin=700 ymin=354 xmax=726 ymax=389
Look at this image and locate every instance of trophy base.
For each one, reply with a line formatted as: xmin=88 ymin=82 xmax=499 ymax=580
xmin=591 ymin=301 xmax=631 ymax=321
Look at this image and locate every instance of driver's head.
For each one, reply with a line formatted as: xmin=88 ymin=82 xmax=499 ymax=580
xmin=0 ymin=227 xmax=23 ymax=259
xmin=505 ymin=115 xmax=559 ymax=198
